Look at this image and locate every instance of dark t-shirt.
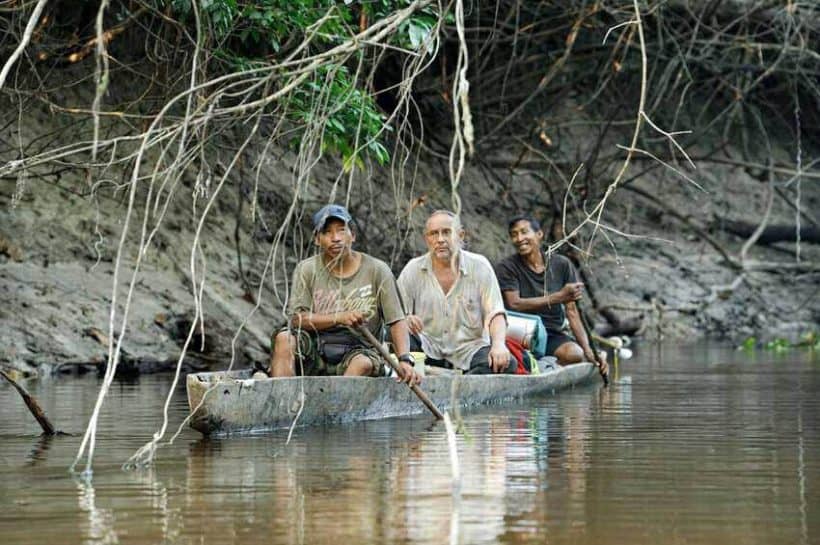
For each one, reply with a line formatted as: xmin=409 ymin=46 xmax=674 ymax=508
xmin=494 ymin=253 xmax=577 ymax=332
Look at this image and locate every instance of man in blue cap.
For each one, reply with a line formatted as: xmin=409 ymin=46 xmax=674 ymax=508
xmin=269 ymin=204 xmax=420 ymax=384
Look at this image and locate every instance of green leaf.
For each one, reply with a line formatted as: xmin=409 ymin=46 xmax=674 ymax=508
xmin=797 ymin=331 xmax=817 ymax=347
xmin=407 ymin=21 xmax=428 ymax=49
xmin=371 ymin=142 xmax=390 ymax=165
xmin=738 ymin=336 xmax=756 ymax=351
xmin=764 ymin=338 xmax=791 ymax=352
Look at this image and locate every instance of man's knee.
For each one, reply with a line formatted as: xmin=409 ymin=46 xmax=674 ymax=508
xmin=554 ymin=341 xmax=584 ymax=364
xmin=343 ymin=353 xmax=377 ymax=377
xmin=273 ymin=330 xmax=295 ymax=353
xmin=271 ymin=330 xmax=298 ymax=376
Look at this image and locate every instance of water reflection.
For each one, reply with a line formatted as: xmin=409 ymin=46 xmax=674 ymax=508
xmin=797 ymin=407 xmax=808 ymax=545
xmin=167 ymin=381 xmax=625 ymax=545
xmin=26 ymin=435 xmax=56 ymax=466
xmin=76 ymin=478 xmax=119 ymax=544
xmin=0 ymin=346 xmax=818 ymax=545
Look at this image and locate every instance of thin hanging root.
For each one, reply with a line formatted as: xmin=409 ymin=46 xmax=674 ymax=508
xmin=448 ymin=0 xmax=470 ymax=216
xmin=793 ymin=80 xmax=802 ymax=263
xmin=124 ymin=115 xmax=263 ymax=469
xmin=547 ymin=0 xmax=650 ymax=259
xmin=113 ymin=2 xmax=444 ymax=469
xmin=0 ymin=0 xmax=48 ymax=91
xmin=91 ymin=0 xmax=111 ymax=161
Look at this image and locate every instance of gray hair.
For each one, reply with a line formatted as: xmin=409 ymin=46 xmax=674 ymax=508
xmin=427 ymin=209 xmax=463 ymax=232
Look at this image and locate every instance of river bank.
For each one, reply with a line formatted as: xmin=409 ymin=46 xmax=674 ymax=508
xmin=1 ymin=37 xmax=818 ymax=378
xmin=2 ymin=135 xmax=818 ymax=378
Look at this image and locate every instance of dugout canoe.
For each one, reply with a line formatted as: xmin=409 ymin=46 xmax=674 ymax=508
xmin=186 ymin=362 xmax=598 ymax=436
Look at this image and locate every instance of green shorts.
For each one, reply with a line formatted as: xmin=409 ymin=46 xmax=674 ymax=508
xmin=273 ymin=327 xmax=385 ymax=377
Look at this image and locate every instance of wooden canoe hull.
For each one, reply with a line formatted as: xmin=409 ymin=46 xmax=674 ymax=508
xmin=186 ymin=363 xmax=597 ymax=436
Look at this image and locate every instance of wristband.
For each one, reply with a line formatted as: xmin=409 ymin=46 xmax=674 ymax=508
xmin=398 ymin=353 xmax=415 ymax=365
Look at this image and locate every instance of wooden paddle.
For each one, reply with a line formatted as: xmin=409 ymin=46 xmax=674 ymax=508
xmin=354 ymin=326 xmax=444 ymax=420
xmin=575 ymin=304 xmax=609 ymax=387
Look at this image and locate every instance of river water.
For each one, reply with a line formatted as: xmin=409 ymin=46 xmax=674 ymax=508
xmin=1 ymin=343 xmax=817 ymax=545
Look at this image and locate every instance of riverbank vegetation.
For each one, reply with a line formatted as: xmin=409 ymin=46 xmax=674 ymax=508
xmin=1 ymin=0 xmax=817 ymax=361
xmin=1 ymin=0 xmax=817 ymax=362
xmin=739 ymin=331 xmax=820 ymax=352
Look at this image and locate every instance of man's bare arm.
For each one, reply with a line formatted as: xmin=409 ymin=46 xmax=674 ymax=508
xmin=565 ymin=302 xmax=596 ymax=362
xmin=501 ymin=283 xmax=584 ymax=313
xmin=291 ymin=311 xmax=365 ymax=331
xmin=488 ymin=312 xmax=507 ymax=347
xmin=389 ymin=319 xmax=411 ymax=357
xmin=487 ymin=312 xmax=511 ymax=373
xmin=389 ymin=319 xmax=421 ymax=385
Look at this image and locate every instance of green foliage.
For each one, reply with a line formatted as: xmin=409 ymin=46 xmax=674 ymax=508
xmin=288 ymin=64 xmax=391 ymax=170
xmin=796 ymin=332 xmax=820 ymax=350
xmin=738 ymin=337 xmax=757 ymax=351
xmin=162 ymin=1 xmax=440 ymax=168
xmin=362 ymin=0 xmax=441 ymax=52
xmin=764 ymin=338 xmax=791 ymax=353
xmin=739 ymin=332 xmax=820 ymax=352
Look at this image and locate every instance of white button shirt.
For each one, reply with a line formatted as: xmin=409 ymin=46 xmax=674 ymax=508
xmin=397 ymin=250 xmax=507 ymax=371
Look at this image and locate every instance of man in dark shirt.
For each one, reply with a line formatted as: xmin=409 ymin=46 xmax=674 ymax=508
xmin=495 ymin=215 xmax=607 ymax=374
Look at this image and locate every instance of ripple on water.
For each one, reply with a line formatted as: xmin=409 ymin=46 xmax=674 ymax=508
xmin=1 ymin=345 xmax=818 ymax=545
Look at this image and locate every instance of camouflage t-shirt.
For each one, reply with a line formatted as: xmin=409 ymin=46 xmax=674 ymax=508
xmin=287 ymin=253 xmax=405 ymax=338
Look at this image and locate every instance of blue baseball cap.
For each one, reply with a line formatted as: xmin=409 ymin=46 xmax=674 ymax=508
xmin=313 ymin=204 xmax=352 ymax=231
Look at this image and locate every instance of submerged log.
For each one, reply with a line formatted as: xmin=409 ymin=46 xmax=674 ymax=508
xmin=597 ymin=316 xmax=644 ymax=338
xmin=1 ymin=369 xmax=57 ymax=435
xmin=574 ymin=262 xmax=645 ymax=337
xmin=719 ymin=220 xmax=820 ymax=245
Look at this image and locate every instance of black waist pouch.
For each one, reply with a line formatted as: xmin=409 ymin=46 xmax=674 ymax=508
xmin=317 ymin=331 xmax=366 ymax=365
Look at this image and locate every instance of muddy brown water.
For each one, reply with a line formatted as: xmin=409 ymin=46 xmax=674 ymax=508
xmin=1 ymin=343 xmax=818 ymax=545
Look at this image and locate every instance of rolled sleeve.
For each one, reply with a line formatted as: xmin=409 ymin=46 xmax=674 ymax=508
xmin=494 ymin=259 xmax=519 ymax=292
xmin=286 ymin=262 xmax=311 ymax=317
xmin=376 ymin=261 xmax=405 ymax=325
xmin=477 ymin=256 xmax=507 ymax=329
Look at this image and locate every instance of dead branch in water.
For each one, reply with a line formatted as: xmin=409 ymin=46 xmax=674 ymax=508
xmin=1 ymin=369 xmax=57 ymax=436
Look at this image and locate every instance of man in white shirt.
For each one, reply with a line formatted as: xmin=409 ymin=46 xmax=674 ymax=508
xmin=397 ymin=210 xmax=514 ymax=374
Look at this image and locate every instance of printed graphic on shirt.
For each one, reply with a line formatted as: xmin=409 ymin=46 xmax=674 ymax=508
xmin=312 ymin=285 xmax=377 ymax=319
